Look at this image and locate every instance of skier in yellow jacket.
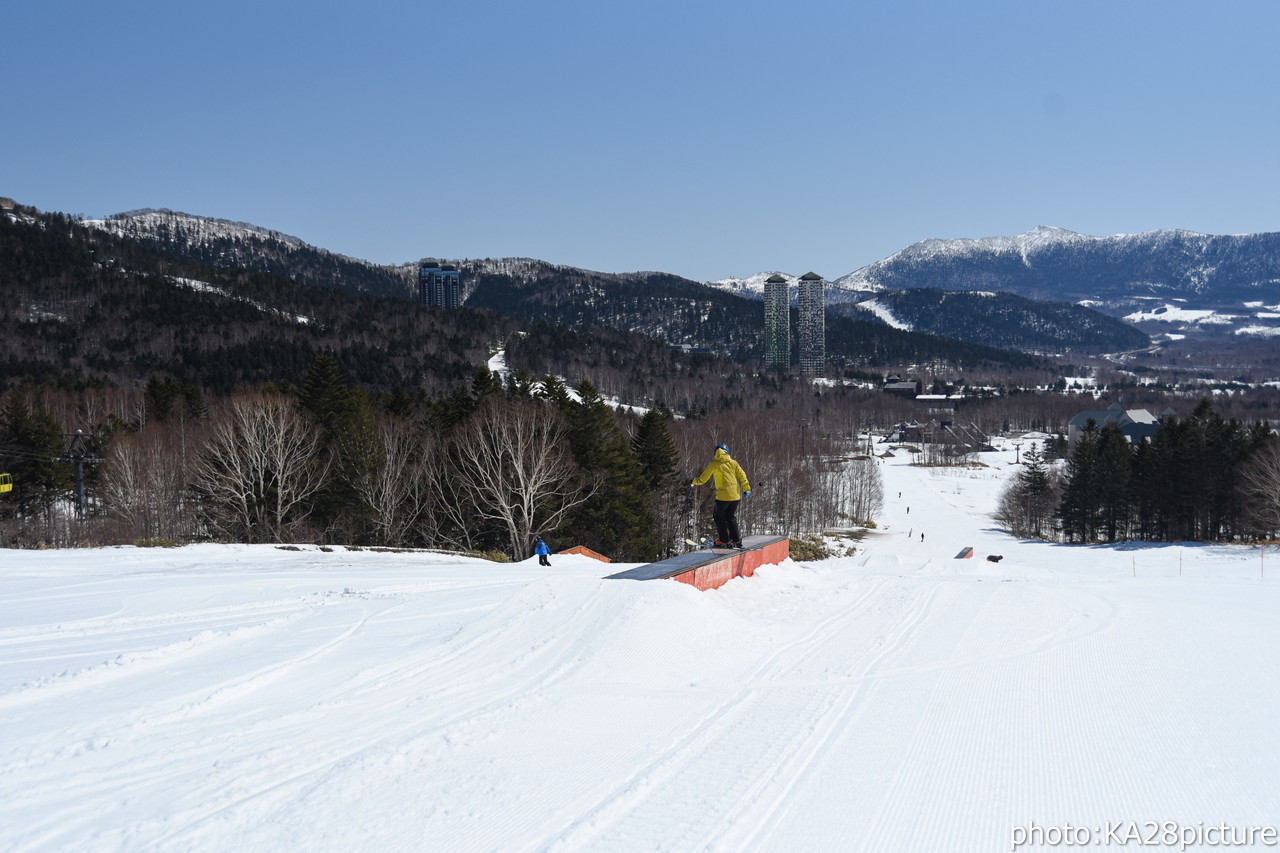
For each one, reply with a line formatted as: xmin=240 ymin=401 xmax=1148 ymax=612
xmin=690 ymin=443 xmax=751 ymax=548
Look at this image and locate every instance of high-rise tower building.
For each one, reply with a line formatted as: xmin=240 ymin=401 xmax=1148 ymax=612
xmin=419 ymin=261 xmax=461 ymax=309
xmin=764 ymin=274 xmax=791 ymax=372
xmin=797 ymin=272 xmax=826 ymax=376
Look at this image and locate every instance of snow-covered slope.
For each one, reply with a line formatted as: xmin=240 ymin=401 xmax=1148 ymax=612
xmin=705 ymin=271 xmax=873 ymax=307
xmin=4 ymin=445 xmax=1278 ymax=852
xmin=705 ymin=271 xmax=796 ymax=299
xmin=84 ymin=209 xmax=417 ymax=299
xmin=86 ymin=209 xmax=314 ymax=252
xmin=852 ymin=298 xmax=913 ymax=330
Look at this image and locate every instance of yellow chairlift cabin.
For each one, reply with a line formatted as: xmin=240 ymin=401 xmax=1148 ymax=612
xmin=0 ymin=473 xmax=11 ymax=493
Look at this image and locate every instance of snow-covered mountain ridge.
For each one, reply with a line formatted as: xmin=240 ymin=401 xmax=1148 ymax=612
xmin=849 ymin=224 xmax=1100 ymax=273
xmin=80 ymin=207 xmax=1278 ymax=349
xmin=831 ymin=225 xmax=1278 ymax=295
xmin=708 ymin=226 xmax=1235 ymax=293
xmin=89 ymin=208 xmax=312 ymax=250
xmin=85 ymin=210 xmax=638 ymax=296
xmin=709 ymin=225 xmax=1280 ymax=344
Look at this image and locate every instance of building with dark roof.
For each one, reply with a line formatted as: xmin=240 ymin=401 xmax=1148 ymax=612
xmin=883 ymin=380 xmax=923 ymax=397
xmin=797 ymin=272 xmax=825 ymax=376
xmin=764 ymin=274 xmax=791 ymax=372
xmin=1067 ymin=402 xmax=1163 ymax=446
xmin=419 ymin=261 xmax=461 ymax=309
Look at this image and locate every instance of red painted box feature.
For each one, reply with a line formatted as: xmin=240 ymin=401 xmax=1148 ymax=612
xmin=558 ymin=545 xmax=612 ymax=563
xmin=605 ymin=536 xmax=790 ymax=591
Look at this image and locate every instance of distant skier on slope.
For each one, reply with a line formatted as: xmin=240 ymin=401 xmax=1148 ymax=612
xmin=533 ymin=536 xmax=551 ymax=567
xmin=689 ymin=443 xmax=751 ymax=548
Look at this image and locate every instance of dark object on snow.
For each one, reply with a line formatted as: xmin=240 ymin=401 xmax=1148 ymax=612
xmin=986 ymin=554 xmax=1003 ymax=563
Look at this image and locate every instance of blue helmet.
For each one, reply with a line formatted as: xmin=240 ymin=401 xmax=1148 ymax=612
xmin=716 ymin=443 xmax=730 ymax=454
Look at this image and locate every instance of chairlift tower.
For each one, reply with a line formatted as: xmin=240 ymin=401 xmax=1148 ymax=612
xmin=57 ymin=430 xmax=101 ymax=520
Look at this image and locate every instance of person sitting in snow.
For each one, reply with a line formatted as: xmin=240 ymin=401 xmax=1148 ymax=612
xmin=533 ymin=536 xmax=551 ymax=567
xmin=689 ymin=443 xmax=751 ymax=548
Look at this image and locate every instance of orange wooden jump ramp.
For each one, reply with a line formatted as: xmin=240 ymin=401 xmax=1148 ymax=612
xmin=606 ymin=536 xmax=790 ymax=591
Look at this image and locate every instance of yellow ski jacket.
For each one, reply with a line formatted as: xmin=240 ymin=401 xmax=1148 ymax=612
xmin=692 ymin=447 xmax=751 ymax=501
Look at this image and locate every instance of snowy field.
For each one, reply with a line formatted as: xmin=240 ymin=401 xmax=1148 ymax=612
xmin=3 ymin=443 xmax=1278 ymax=852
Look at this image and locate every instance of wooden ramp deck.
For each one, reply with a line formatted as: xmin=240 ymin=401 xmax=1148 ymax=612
xmin=605 ymin=536 xmax=790 ymax=591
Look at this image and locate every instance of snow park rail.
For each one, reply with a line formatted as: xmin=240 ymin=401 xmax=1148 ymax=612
xmin=605 ymin=536 xmax=790 ymax=591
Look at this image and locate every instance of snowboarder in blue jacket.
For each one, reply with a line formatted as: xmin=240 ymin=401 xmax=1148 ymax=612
xmin=534 ymin=536 xmax=551 ymax=566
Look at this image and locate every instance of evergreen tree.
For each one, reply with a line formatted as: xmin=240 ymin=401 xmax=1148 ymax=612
xmin=1126 ymin=400 xmax=1270 ymax=543
xmin=632 ymin=405 xmax=682 ymax=556
xmin=557 ymin=380 xmax=658 ymax=561
xmin=144 ymin=375 xmax=179 ymax=423
xmin=470 ymin=366 xmax=504 ymax=400
xmin=538 ymin=375 xmax=574 ymax=410
xmin=1095 ymin=424 xmax=1133 ymax=542
xmin=429 ymin=366 xmax=505 ymax=430
xmin=506 ymin=369 xmax=538 ymax=400
xmin=381 ymin=383 xmax=416 ymax=419
xmin=299 ymin=354 xmax=358 ymax=435
xmin=1131 ymin=437 xmax=1161 ymax=540
xmin=0 ymin=394 xmax=70 ymax=520
xmin=1021 ymin=442 xmax=1057 ymax=538
xmin=430 ymin=386 xmax=479 ymax=431
xmin=996 ymin=442 xmax=1059 ymax=539
xmin=180 ymin=380 xmax=208 ymax=421
xmin=632 ymin=406 xmax=679 ymax=493
xmin=1057 ymin=420 xmax=1101 ymax=542
xmin=298 ymin=353 xmax=376 ymax=541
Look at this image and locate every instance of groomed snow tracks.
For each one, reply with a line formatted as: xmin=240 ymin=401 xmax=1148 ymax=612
xmin=606 ymin=536 xmax=790 ymax=590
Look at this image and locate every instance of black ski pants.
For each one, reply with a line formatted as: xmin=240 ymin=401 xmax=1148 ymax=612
xmin=713 ymin=499 xmax=741 ymax=545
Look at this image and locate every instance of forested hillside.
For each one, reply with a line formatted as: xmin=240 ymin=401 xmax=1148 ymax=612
xmin=465 ymin=267 xmax=1039 ymax=370
xmin=1 ymin=204 xmax=504 ymax=393
xmin=87 ymin=209 xmax=414 ymax=300
xmin=834 ymin=289 xmax=1150 ymax=354
xmin=2 ymin=202 xmax=1042 ymax=401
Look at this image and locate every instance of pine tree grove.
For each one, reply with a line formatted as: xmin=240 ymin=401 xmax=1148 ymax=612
xmin=1000 ymin=400 xmax=1273 ymax=544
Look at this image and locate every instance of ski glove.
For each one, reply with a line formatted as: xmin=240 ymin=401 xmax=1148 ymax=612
xmin=743 ymin=490 xmax=751 ymax=499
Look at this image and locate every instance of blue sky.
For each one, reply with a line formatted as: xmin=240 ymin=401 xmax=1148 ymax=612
xmin=5 ymin=1 xmax=1279 ymax=281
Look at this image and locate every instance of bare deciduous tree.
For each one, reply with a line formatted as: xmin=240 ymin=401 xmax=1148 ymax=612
xmin=100 ymin=424 xmax=200 ymax=542
xmin=448 ymin=399 xmax=593 ymax=558
xmin=191 ymin=394 xmax=329 ymax=542
xmin=1238 ymin=439 xmax=1280 ymax=539
xmin=843 ymin=457 xmax=884 ymax=525
xmin=352 ymin=413 xmax=437 ymax=547
xmin=673 ymin=414 xmax=884 ymax=543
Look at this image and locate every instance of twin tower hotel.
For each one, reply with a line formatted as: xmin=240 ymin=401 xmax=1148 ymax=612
xmin=765 ymin=272 xmax=825 ymax=376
